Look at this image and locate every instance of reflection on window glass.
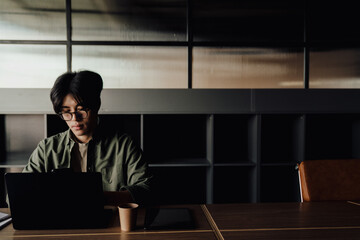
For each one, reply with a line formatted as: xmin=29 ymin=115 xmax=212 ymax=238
xmin=0 ymin=45 xmax=66 ymax=88
xmin=192 ymin=0 xmax=303 ymax=42
xmin=72 ymin=45 xmax=187 ymax=88
xmin=193 ymin=47 xmax=304 ymax=88
xmin=0 ymin=0 xmax=66 ymax=40
xmin=72 ymin=0 xmax=187 ymax=41
xmin=309 ymin=48 xmax=360 ymax=88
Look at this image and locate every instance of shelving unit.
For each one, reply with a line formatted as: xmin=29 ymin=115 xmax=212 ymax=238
xmin=2 ymin=89 xmax=360 ymax=207
xmin=143 ymin=114 xmax=207 ymax=163
xmin=260 ymin=165 xmax=300 ymax=202
xmin=305 ymin=114 xmax=360 ymax=160
xmin=213 ymin=166 xmax=256 ymax=203
xmin=214 ymin=114 xmax=255 ymax=165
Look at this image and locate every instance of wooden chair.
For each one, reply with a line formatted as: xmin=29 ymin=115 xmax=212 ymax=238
xmin=298 ymin=159 xmax=360 ymax=202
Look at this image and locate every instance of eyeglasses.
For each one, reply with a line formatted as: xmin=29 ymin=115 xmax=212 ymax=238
xmin=58 ymin=109 xmax=89 ymax=121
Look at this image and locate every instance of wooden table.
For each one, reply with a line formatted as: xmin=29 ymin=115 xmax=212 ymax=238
xmin=1 ymin=202 xmax=360 ymax=239
xmin=204 ymin=201 xmax=360 ymax=240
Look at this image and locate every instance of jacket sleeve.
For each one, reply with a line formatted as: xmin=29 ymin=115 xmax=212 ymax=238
xmin=122 ymin=137 xmax=153 ymax=205
xmin=22 ymin=140 xmax=46 ymax=173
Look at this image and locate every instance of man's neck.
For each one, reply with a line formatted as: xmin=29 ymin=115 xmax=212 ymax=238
xmin=70 ymin=130 xmax=93 ymax=144
xmin=76 ymin=135 xmax=92 ymax=144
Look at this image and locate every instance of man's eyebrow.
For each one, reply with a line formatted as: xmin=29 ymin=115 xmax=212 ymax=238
xmin=61 ymin=104 xmax=83 ymax=109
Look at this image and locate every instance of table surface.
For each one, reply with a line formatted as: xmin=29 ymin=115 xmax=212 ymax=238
xmin=1 ymin=202 xmax=360 ymax=240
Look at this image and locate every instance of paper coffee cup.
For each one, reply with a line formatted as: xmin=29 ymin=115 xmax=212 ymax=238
xmin=118 ymin=203 xmax=139 ymax=231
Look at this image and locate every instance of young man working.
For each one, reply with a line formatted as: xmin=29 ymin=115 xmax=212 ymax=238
xmin=23 ymin=70 xmax=152 ymax=205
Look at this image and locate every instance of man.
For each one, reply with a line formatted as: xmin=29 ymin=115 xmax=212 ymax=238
xmin=23 ymin=70 xmax=152 ymax=205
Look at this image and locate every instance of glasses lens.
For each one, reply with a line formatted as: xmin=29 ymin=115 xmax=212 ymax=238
xmin=76 ymin=110 xmax=88 ymax=120
xmin=62 ymin=112 xmax=72 ymax=121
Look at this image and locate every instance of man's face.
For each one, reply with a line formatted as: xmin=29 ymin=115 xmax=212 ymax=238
xmin=61 ymin=94 xmax=98 ymax=143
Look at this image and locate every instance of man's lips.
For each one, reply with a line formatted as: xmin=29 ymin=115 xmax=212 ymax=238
xmin=72 ymin=125 xmax=83 ymax=130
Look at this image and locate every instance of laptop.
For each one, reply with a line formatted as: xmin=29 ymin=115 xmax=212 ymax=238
xmin=5 ymin=172 xmax=108 ymax=230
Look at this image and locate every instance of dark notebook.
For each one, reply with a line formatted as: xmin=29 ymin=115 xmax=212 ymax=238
xmin=0 ymin=211 xmax=11 ymax=230
xmin=144 ymin=208 xmax=195 ymax=230
xmin=5 ymin=172 xmax=108 ymax=230
xmin=0 ymin=211 xmax=10 ymax=222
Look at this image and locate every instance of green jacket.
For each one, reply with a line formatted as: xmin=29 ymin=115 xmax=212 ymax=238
xmin=23 ymin=125 xmax=152 ymax=204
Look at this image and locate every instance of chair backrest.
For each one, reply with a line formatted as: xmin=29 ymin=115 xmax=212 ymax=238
xmin=298 ymin=159 xmax=360 ymax=202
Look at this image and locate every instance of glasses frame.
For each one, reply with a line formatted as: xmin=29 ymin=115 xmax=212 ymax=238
xmin=58 ymin=109 xmax=89 ymax=121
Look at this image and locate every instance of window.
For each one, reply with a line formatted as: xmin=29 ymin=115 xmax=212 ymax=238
xmin=1 ymin=0 xmax=359 ymax=89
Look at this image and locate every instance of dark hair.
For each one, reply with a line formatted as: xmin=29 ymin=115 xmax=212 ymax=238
xmin=50 ymin=70 xmax=103 ymax=114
